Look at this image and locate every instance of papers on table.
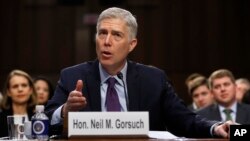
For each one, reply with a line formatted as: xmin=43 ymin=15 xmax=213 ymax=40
xmin=148 ymin=131 xmax=179 ymax=139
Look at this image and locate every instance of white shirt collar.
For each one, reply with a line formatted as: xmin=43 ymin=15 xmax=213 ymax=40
xmin=218 ymin=101 xmax=237 ymax=114
xmin=99 ymin=62 xmax=127 ymax=86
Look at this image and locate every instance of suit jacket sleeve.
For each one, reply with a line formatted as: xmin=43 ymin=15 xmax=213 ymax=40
xmin=162 ymin=80 xmax=217 ymax=138
xmin=127 ymin=63 xmax=218 ymax=138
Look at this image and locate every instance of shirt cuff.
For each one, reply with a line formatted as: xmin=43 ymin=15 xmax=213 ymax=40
xmin=50 ymin=105 xmax=63 ymax=125
xmin=210 ymin=122 xmax=224 ymax=137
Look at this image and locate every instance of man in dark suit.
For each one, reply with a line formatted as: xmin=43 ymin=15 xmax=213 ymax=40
xmin=187 ymin=76 xmax=214 ymax=112
xmin=185 ymin=73 xmax=205 ymax=111
xmin=45 ymin=7 xmax=232 ymax=138
xmin=197 ymin=69 xmax=250 ymax=124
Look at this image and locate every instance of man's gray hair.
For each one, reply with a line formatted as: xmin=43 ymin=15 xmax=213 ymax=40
xmin=96 ymin=7 xmax=138 ymax=40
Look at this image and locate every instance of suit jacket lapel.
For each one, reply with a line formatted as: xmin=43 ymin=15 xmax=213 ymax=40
xmin=85 ymin=60 xmax=102 ymax=111
xmin=212 ymin=104 xmax=222 ymax=121
xmin=126 ymin=61 xmax=140 ymax=111
xmin=85 ymin=60 xmax=141 ymax=111
xmin=236 ymin=103 xmax=246 ymax=123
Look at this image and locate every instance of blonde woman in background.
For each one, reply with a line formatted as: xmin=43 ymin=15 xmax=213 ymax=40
xmin=0 ymin=69 xmax=37 ymax=137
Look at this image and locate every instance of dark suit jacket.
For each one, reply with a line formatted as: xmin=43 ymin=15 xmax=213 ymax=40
xmin=197 ymin=103 xmax=250 ymax=124
xmin=0 ymin=107 xmax=34 ymax=137
xmin=188 ymin=103 xmax=198 ymax=112
xmin=45 ymin=60 xmax=218 ymax=138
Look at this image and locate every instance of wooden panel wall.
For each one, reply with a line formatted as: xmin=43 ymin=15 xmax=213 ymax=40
xmin=1 ymin=0 xmax=250 ymax=104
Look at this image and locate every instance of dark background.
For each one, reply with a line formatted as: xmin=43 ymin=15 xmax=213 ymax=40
xmin=1 ymin=0 xmax=250 ymax=105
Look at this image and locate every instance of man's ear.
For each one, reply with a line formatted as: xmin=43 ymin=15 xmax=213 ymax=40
xmin=129 ymin=38 xmax=137 ymax=52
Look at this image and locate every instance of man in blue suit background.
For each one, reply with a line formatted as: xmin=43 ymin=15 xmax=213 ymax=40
xmin=45 ymin=7 xmax=233 ymax=138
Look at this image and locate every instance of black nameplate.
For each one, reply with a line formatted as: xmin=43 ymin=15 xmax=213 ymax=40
xmin=230 ymin=125 xmax=250 ymax=141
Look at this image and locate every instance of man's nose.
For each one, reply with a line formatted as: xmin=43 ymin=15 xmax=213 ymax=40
xmin=220 ymin=86 xmax=226 ymax=92
xmin=104 ymin=34 xmax=111 ymax=45
xmin=198 ymin=96 xmax=203 ymax=102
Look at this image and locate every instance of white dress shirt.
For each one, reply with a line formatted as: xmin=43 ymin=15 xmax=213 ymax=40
xmin=50 ymin=62 xmax=128 ymax=125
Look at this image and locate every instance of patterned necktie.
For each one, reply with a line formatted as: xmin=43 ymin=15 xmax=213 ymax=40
xmin=106 ymin=77 xmax=121 ymax=111
xmin=223 ymin=109 xmax=233 ymax=121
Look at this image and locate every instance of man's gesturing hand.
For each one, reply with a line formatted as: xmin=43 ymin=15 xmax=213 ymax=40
xmin=213 ymin=120 xmax=235 ymax=138
xmin=62 ymin=80 xmax=87 ymax=117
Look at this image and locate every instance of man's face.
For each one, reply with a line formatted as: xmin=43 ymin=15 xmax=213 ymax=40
xmin=192 ymin=85 xmax=214 ymax=109
xmin=95 ymin=18 xmax=137 ymax=74
xmin=211 ymin=76 xmax=236 ymax=107
xmin=236 ymin=82 xmax=249 ymax=102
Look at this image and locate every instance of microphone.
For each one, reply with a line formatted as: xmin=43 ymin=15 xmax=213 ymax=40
xmin=117 ymin=72 xmax=123 ymax=79
xmin=117 ymin=72 xmax=129 ymax=110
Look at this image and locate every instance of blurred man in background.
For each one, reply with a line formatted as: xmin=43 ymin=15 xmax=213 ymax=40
xmin=197 ymin=69 xmax=250 ymax=124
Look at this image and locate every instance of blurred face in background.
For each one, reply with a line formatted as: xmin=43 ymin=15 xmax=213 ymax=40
xmin=192 ymin=85 xmax=214 ymax=109
xmin=236 ymin=82 xmax=250 ymax=102
xmin=8 ymin=75 xmax=33 ymax=105
xmin=211 ymin=76 xmax=236 ymax=108
xmin=34 ymin=80 xmax=49 ymax=105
